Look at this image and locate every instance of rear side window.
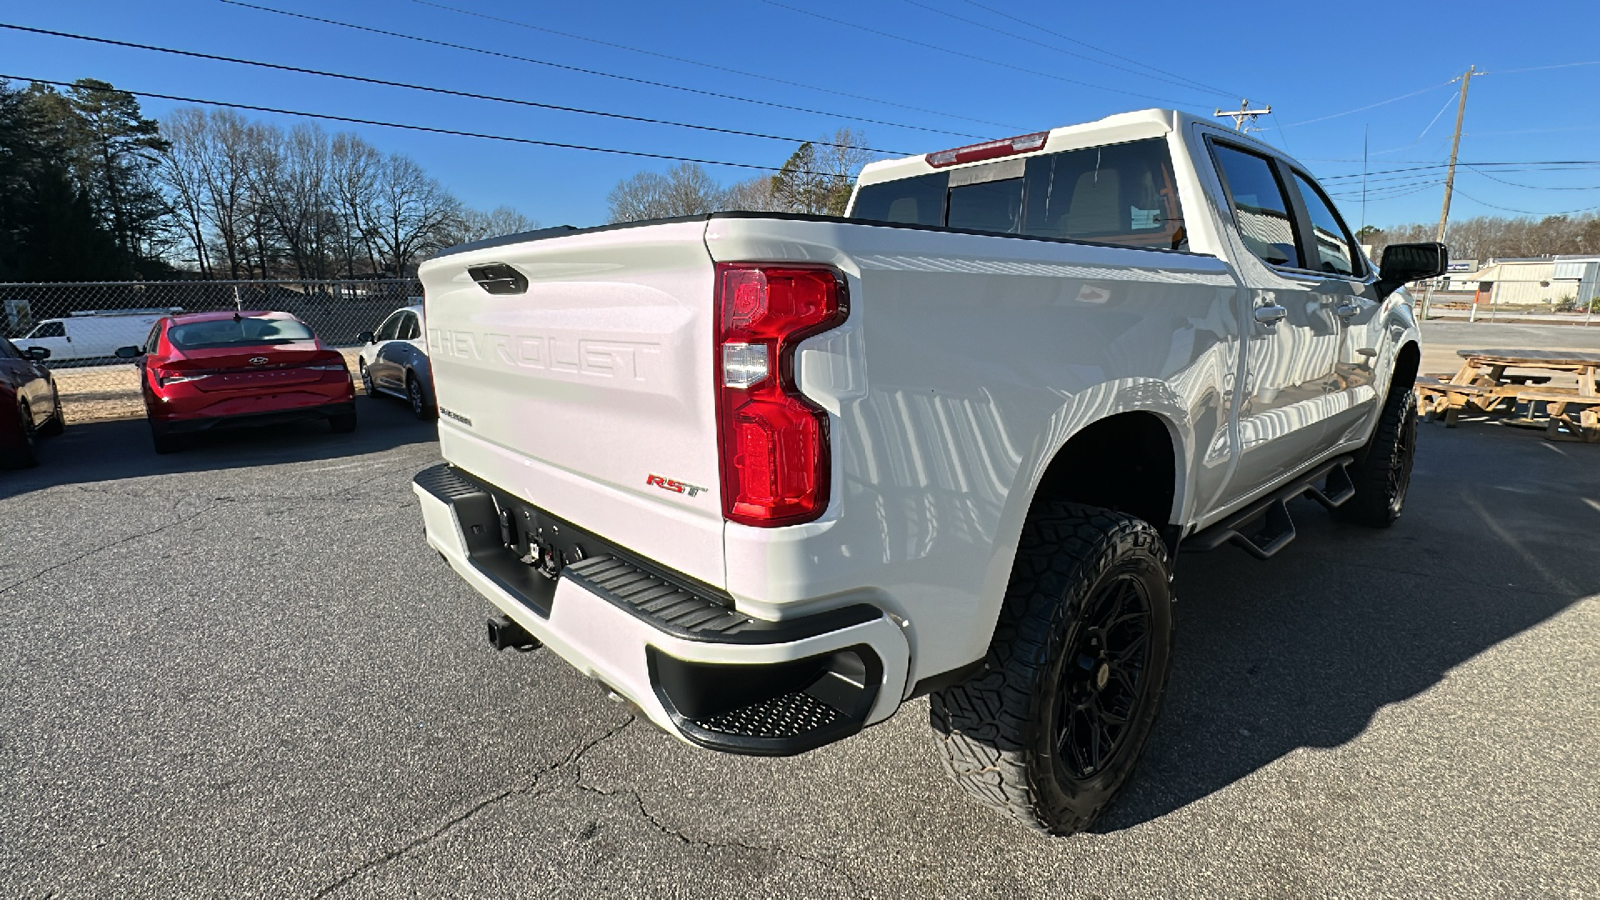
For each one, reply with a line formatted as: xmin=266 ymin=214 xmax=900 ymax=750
xmin=850 ymin=138 xmax=1182 ymax=250
xmin=375 ymin=311 xmax=404 ymax=342
xmin=1291 ymin=172 xmax=1361 ymax=277
xmin=1211 ymin=144 xmax=1302 ymax=269
xmin=167 ymin=316 xmax=314 ymax=350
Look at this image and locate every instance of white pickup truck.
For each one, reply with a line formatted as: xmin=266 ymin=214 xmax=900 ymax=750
xmin=412 ymin=108 xmax=1446 ymax=835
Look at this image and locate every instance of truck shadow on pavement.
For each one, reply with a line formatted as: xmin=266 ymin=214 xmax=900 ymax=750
xmin=1096 ymin=423 xmax=1600 ymax=832
xmin=0 ymin=399 xmax=438 ymax=501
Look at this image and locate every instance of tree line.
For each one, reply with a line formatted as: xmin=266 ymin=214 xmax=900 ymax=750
xmin=1359 ymin=213 xmax=1600 ymax=265
xmin=0 ymin=77 xmax=533 ymax=283
xmin=606 ymin=129 xmax=876 ymax=223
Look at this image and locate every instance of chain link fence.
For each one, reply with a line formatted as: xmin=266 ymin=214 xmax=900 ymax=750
xmin=0 ymin=279 xmax=422 ymax=421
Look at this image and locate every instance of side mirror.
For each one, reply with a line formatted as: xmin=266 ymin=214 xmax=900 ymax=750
xmin=114 ymin=345 xmax=144 ymax=359
xmin=358 ymin=331 xmax=375 ymax=344
xmin=24 ymin=346 xmax=50 ymax=361
xmin=1376 ymin=242 xmax=1448 ymax=300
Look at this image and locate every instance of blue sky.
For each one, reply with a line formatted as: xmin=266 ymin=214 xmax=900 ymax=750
xmin=3 ymin=0 xmax=1598 ymax=231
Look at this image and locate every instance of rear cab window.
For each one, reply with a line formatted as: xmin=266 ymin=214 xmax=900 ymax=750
xmin=850 ymin=138 xmax=1185 ymax=251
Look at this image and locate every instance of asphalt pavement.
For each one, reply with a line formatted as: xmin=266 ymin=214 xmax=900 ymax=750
xmin=2 ymin=393 xmax=1598 ymax=898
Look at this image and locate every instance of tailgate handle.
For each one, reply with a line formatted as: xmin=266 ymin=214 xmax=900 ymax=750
xmin=467 ymin=263 xmax=528 ymax=295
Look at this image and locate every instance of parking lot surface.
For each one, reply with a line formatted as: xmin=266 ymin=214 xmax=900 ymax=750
xmin=3 ymin=388 xmax=1598 ymax=898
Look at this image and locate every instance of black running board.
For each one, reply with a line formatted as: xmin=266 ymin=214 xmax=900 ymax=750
xmin=1184 ymin=456 xmax=1355 ymax=560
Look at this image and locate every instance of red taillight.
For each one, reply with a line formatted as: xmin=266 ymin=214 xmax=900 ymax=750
xmin=925 ymin=131 xmax=1049 ymax=168
xmin=153 ymin=368 xmax=209 ymax=387
xmin=715 ymin=264 xmax=848 ymax=527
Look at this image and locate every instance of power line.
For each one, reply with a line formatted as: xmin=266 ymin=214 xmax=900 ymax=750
xmin=758 ymin=0 xmax=1212 ymax=109
xmin=1465 ymin=165 xmax=1600 ymax=191
xmin=1317 ymin=161 xmax=1600 ymax=182
xmin=216 ymin=0 xmax=980 ymax=139
xmin=1272 ymin=78 xmax=1460 ymax=129
xmin=1493 ymin=60 xmax=1600 ymax=75
xmin=3 ymin=74 xmax=840 ymax=176
xmin=897 ymin=0 xmax=1228 ymax=99
xmin=1451 ymin=188 xmax=1600 ymax=217
xmin=405 ymin=0 xmax=1017 ymax=133
xmin=954 ymin=0 xmax=1240 ymax=98
xmin=0 ymin=22 xmax=916 ymax=155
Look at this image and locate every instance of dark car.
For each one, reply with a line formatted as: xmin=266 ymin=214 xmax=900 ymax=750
xmin=118 ymin=310 xmax=356 ymax=454
xmin=0 ymin=339 xmax=65 ymax=469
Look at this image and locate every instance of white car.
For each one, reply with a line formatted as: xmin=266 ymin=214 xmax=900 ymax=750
xmin=357 ymin=304 xmax=436 ymax=419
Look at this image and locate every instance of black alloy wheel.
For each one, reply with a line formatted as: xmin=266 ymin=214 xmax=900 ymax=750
xmin=1054 ymin=572 xmax=1153 ymax=783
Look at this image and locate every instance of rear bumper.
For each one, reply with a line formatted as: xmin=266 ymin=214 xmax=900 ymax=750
xmin=413 ymin=463 xmax=910 ymax=755
xmin=158 ymin=401 xmax=355 ymax=434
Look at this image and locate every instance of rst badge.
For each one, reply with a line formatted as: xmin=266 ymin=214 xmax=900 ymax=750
xmin=646 ymin=474 xmax=707 ymax=498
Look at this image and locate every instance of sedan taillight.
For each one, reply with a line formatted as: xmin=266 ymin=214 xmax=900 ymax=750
xmin=155 ymin=370 xmax=209 ymax=387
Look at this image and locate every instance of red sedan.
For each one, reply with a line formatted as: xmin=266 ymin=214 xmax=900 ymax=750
xmin=118 ymin=310 xmax=356 ymax=453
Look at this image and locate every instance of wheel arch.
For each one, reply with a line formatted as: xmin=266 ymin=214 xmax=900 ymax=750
xmin=1027 ymin=410 xmax=1185 ymax=544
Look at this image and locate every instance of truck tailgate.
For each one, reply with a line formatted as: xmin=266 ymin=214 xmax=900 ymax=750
xmin=418 ymin=220 xmax=727 ymax=589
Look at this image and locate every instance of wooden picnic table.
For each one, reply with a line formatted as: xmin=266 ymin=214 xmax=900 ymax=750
xmin=1416 ymin=347 xmax=1600 ymax=441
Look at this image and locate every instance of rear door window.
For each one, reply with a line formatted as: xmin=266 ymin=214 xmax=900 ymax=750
xmin=1211 ymin=143 xmax=1302 ymax=269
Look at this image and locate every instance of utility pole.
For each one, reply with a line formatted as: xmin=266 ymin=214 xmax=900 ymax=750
xmin=1422 ymin=65 xmax=1478 ymax=320
xmin=1215 ymin=99 xmax=1272 ymax=133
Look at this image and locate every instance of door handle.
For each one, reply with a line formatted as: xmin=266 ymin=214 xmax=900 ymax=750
xmin=1254 ymin=304 xmax=1287 ymax=325
xmin=1336 ymin=304 xmax=1360 ymax=318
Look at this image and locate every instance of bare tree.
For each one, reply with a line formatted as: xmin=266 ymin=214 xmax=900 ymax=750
xmin=330 ymin=132 xmax=383 ymax=276
xmin=606 ymin=163 xmax=722 ymax=223
xmin=719 ymin=176 xmax=784 ymax=213
xmin=156 ymin=108 xmax=213 ymax=275
xmin=441 ymin=205 xmax=538 ymax=246
xmin=370 ymin=153 xmax=459 ymax=274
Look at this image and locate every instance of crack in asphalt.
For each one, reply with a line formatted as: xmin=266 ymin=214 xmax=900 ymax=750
xmin=310 ymin=715 xmax=636 ymax=899
xmin=0 ymin=499 xmax=229 ymax=597
xmin=572 ymin=763 xmax=870 ymax=900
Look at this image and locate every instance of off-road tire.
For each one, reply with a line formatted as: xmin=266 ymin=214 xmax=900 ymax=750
xmin=930 ymin=502 xmax=1174 ymax=835
xmin=37 ymin=389 xmax=64 ymax=437
xmin=1 ymin=401 xmax=40 ymax=469
xmin=406 ymin=373 xmax=437 ymax=421
xmin=1334 ymin=387 xmax=1417 ymax=527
